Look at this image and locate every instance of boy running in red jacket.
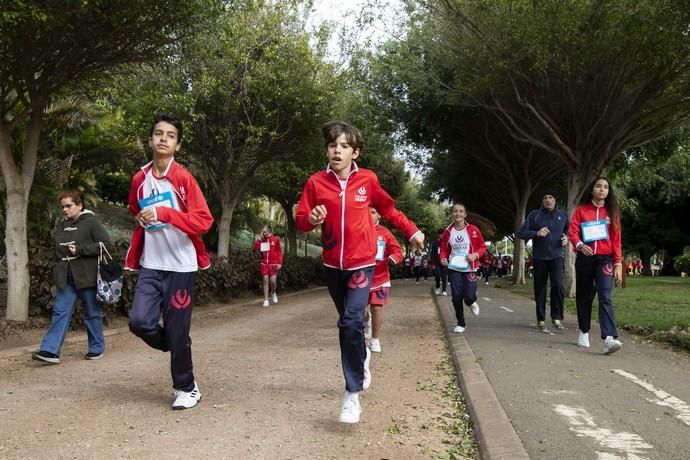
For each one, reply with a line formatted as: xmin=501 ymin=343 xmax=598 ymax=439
xmin=364 ymin=207 xmax=403 ymax=353
xmin=126 ymin=112 xmax=213 ymax=410
xmin=295 ymin=120 xmax=424 ymax=424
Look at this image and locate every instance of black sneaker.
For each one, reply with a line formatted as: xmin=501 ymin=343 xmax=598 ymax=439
xmin=32 ymin=351 xmax=60 ymax=364
xmin=84 ymin=352 xmax=104 ymax=360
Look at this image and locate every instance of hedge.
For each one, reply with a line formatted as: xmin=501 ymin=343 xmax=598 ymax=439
xmin=27 ymin=240 xmax=326 ymax=321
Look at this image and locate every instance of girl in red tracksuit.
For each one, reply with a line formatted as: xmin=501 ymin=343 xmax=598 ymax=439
xmin=295 ymin=120 xmax=424 ymax=424
xmin=440 ymin=203 xmax=486 ymax=333
xmin=569 ymin=176 xmax=623 ymax=355
xmin=252 ymin=225 xmax=283 ymax=307
xmin=364 ymin=207 xmax=403 ymax=354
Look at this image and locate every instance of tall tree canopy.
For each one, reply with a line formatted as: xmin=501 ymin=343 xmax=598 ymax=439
xmin=0 ymin=0 xmax=209 ymax=320
xmin=372 ymin=0 xmax=690 ymax=291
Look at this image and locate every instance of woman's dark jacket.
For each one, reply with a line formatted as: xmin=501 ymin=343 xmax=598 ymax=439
xmin=53 ymin=210 xmax=112 ymax=290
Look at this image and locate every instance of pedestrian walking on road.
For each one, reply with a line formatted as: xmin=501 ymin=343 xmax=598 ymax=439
xmin=126 ymin=112 xmax=214 ymax=410
xmin=569 ymin=177 xmax=623 ymax=355
xmin=413 ymin=250 xmax=423 ymax=283
xmin=440 ymin=203 xmax=486 ymax=334
xmin=363 ymin=207 xmax=403 ymax=353
xmin=295 ymin=120 xmax=424 ymax=424
xmin=253 ymin=225 xmax=283 ymax=307
xmin=32 ymin=191 xmax=113 ymax=365
xmin=431 ymin=230 xmax=448 ymax=295
xmin=518 ymin=192 xmax=569 ymax=332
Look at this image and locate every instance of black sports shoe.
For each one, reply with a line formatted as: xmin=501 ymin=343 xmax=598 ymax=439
xmin=84 ymin=352 xmax=104 ymax=360
xmin=32 ymin=351 xmax=60 ymax=364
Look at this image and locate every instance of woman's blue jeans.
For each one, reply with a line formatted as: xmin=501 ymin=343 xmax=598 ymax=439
xmin=40 ymin=285 xmax=105 ymax=356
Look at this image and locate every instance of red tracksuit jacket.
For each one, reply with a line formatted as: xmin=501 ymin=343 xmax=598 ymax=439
xmin=371 ymin=223 xmax=403 ymax=291
xmin=439 ymin=223 xmax=486 ymax=271
xmin=252 ymin=235 xmax=283 ymax=265
xmin=295 ymin=163 xmax=419 ymax=270
xmin=125 ymin=160 xmax=213 ymax=271
xmin=568 ymin=202 xmax=622 ymax=264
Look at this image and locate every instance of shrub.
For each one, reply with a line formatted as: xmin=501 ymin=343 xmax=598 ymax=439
xmin=26 ymin=241 xmax=326 ymax=321
xmin=674 ymin=254 xmax=690 ymax=276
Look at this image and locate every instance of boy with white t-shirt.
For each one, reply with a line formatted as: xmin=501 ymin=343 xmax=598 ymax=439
xmin=126 ymin=113 xmax=214 ymax=410
xmin=440 ymin=203 xmax=486 ymax=333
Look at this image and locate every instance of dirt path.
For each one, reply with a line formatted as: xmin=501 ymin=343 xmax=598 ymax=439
xmin=0 ymin=282 xmax=474 ymax=459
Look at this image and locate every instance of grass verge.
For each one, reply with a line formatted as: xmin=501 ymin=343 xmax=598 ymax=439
xmin=495 ymin=276 xmax=690 ymax=352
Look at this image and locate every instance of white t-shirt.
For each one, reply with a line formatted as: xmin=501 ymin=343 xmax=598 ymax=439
xmin=140 ymin=172 xmax=198 ymax=272
xmin=448 ymin=226 xmax=474 ymax=272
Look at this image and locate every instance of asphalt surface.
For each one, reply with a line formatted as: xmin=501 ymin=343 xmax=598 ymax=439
xmin=2 ymin=280 xmax=689 ymax=459
xmin=435 ymin=279 xmax=690 ymax=460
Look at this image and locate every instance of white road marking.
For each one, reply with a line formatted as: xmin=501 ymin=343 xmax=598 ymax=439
xmin=542 ymin=389 xmax=578 ymax=395
xmin=612 ymin=369 xmax=690 ymax=426
xmin=596 ymin=452 xmax=647 ymax=460
xmin=499 ymin=306 xmax=514 ymax=313
xmin=481 ymin=297 xmax=491 ymax=302
xmin=553 ymin=404 xmax=653 ymax=458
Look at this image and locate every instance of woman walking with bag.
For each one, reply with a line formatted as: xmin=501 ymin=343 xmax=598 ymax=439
xmin=32 ymin=191 xmax=113 ymax=364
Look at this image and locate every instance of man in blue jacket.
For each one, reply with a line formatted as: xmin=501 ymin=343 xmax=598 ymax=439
xmin=519 ymin=192 xmax=569 ymax=331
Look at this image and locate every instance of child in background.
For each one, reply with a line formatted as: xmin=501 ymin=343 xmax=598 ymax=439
xmin=363 ymin=207 xmax=403 ymax=353
xmin=252 ymin=225 xmax=283 ymax=307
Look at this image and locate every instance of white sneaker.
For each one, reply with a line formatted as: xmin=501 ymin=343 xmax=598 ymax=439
xmin=364 ymin=318 xmax=372 ymax=340
xmin=603 ymin=336 xmax=622 ymax=355
xmin=453 ymin=325 xmax=466 ymax=333
xmin=272 ymin=292 xmax=278 ymax=304
xmin=442 ymin=291 xmax=448 ymax=296
xmin=172 ymin=381 xmax=202 ymax=410
xmin=363 ymin=347 xmax=371 ymax=390
xmin=369 ymin=337 xmax=381 ymax=353
xmin=262 ymin=300 xmax=270 ymax=307
xmin=470 ymin=302 xmax=480 ymax=316
xmin=339 ymin=392 xmax=361 ymax=423
xmin=577 ymin=330 xmax=590 ymax=348
xmin=435 ymin=288 xmax=441 ymax=295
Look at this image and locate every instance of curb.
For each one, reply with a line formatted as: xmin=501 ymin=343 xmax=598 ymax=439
xmin=0 ymin=287 xmax=327 ymax=361
xmin=433 ymin=289 xmax=529 ymax=460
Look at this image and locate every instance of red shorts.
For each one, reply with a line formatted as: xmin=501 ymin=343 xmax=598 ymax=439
xmin=260 ymin=264 xmax=280 ymax=276
xmin=368 ymin=287 xmax=390 ymax=306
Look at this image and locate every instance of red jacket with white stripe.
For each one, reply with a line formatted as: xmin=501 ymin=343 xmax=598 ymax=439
xmin=439 ymin=223 xmax=486 ymax=271
xmin=568 ymin=201 xmax=622 ymax=264
xmin=371 ymin=223 xmax=403 ymax=290
xmin=125 ymin=161 xmax=213 ymax=271
xmin=295 ymin=164 xmax=419 ymax=270
xmin=252 ymin=235 xmax=283 ymax=265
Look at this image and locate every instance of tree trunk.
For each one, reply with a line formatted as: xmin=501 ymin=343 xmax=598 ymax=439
xmin=512 ymin=220 xmax=526 ymax=285
xmin=3 ymin=191 xmax=30 ymax=321
xmin=216 ymin=181 xmax=241 ymax=259
xmin=277 ymin=199 xmax=297 ymax=257
xmin=511 ymin=190 xmax=530 ymax=285
xmin=564 ymin=172 xmax=590 ymax=298
xmin=0 ymin=114 xmax=42 ymax=322
xmin=639 ymin=248 xmax=653 ymax=276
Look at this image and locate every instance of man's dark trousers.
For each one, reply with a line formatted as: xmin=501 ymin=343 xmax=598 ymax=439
xmin=533 ymin=258 xmax=564 ymax=322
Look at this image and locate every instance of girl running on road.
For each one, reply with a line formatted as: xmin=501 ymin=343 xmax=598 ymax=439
xmin=440 ymin=203 xmax=486 ymax=333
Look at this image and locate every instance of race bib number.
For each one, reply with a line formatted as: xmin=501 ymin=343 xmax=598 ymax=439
xmin=448 ymin=254 xmax=469 ymax=272
xmin=139 ymin=191 xmax=173 ymax=231
xmin=581 ymin=219 xmax=608 ymax=243
xmin=376 ymin=240 xmax=386 ymax=261
xmin=260 ymin=242 xmax=270 ymax=252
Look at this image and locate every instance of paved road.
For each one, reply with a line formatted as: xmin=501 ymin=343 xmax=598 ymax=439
xmin=437 ymin=281 xmax=690 ymax=460
xmin=0 ymin=284 xmax=465 ymax=459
